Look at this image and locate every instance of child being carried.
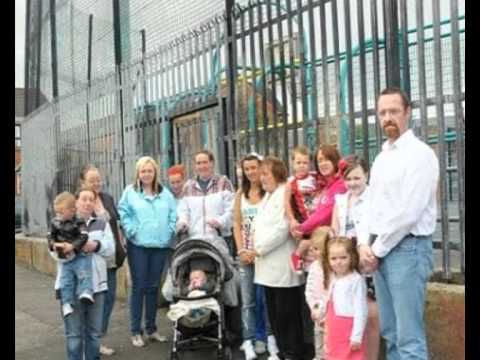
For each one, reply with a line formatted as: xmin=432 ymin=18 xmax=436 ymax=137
xmin=47 ymin=192 xmax=94 ymax=317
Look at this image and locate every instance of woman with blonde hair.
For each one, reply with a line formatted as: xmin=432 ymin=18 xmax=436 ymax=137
xmin=118 ymin=156 xmax=177 ymax=347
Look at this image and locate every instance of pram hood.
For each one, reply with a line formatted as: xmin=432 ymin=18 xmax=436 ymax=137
xmin=170 ymin=238 xmax=234 ymax=287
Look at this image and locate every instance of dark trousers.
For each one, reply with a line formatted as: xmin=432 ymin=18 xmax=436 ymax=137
xmin=264 ymin=285 xmax=305 ymax=360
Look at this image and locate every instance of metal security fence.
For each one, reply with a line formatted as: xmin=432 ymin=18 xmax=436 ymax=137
xmin=22 ymin=0 xmax=465 ymax=282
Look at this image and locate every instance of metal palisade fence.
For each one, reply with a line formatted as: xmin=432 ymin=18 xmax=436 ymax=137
xmin=22 ymin=0 xmax=464 ymax=282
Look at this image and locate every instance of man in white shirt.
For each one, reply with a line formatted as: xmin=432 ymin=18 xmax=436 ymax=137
xmin=358 ymin=87 xmax=439 ymax=360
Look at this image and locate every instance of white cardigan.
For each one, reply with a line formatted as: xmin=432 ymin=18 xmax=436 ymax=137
xmin=334 ymin=187 xmax=371 ymax=246
xmin=253 ymin=184 xmax=305 ymax=287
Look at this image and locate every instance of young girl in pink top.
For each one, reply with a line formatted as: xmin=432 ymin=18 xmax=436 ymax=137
xmin=304 ymin=226 xmax=334 ymax=360
xmin=321 ymin=237 xmax=368 ymax=360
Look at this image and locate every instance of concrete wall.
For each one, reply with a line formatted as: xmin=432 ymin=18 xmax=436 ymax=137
xmin=15 ymin=234 xmax=464 ymax=359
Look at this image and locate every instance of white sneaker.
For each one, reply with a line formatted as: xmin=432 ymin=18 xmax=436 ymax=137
xmin=267 ymin=356 xmax=281 ymax=360
xmin=99 ymin=344 xmax=115 ymax=356
xmin=131 ymin=334 xmax=145 ymax=347
xmin=254 ymin=340 xmax=267 ymax=354
xmin=62 ymin=303 xmax=74 ymax=317
xmin=147 ymin=331 xmax=168 ymax=342
xmin=79 ymin=292 xmax=94 ymax=304
xmin=267 ymin=335 xmax=280 ymax=358
xmin=241 ymin=340 xmax=257 ymax=360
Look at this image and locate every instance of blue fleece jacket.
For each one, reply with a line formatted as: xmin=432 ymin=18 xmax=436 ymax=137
xmin=118 ymin=184 xmax=176 ymax=248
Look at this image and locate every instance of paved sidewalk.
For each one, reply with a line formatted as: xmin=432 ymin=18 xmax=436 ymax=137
xmin=15 ymin=264 xmax=269 ymax=360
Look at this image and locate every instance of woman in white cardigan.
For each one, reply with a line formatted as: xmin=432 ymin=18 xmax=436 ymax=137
xmin=253 ymin=156 xmax=305 ymax=360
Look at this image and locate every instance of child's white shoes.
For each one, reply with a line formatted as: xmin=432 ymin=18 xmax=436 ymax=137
xmin=267 ymin=335 xmax=280 ymax=359
xmin=241 ymin=340 xmax=257 ymax=360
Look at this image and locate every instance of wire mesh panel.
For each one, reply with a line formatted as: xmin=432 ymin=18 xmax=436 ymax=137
xmin=21 ymin=104 xmax=57 ymax=236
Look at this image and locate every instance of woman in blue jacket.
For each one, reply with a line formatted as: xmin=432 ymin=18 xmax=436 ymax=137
xmin=118 ymin=156 xmax=176 ymax=347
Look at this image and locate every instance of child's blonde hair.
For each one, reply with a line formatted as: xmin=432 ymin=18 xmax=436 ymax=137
xmin=53 ymin=192 xmax=76 ymax=213
xmin=322 ymin=236 xmax=360 ymax=289
xmin=310 ymin=226 xmax=332 ymax=254
xmin=291 ymin=145 xmax=310 ymax=160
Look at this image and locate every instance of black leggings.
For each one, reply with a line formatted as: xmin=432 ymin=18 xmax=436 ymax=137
xmin=264 ymin=285 xmax=305 ymax=360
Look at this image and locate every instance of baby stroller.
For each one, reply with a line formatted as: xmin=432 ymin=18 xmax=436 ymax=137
xmin=167 ymin=238 xmax=233 ymax=360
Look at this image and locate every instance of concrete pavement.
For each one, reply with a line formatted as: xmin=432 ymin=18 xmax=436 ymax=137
xmin=15 ymin=264 xmax=266 ymax=360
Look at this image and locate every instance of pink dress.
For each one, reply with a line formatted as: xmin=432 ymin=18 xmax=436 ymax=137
xmin=325 ymin=298 xmax=366 ymax=360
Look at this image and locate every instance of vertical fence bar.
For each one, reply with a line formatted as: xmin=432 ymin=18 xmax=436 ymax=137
xmin=176 ymin=39 xmax=182 ymax=112
xmin=415 ymin=0 xmax=428 ymax=141
xmin=275 ymin=0 xmax=289 ymax=165
xmin=112 ymin=0 xmax=126 ymax=187
xmin=266 ymin=0 xmax=279 ymax=156
xmin=432 ymin=0 xmax=450 ymax=280
xmin=201 ymin=26 xmax=209 ymax=102
xmin=239 ymin=7 xmax=250 ymax=153
xmin=344 ymin=0 xmax=355 ymax=154
xmin=357 ymin=0 xmax=369 ymax=164
xmin=208 ymin=22 xmax=216 ymax=150
xmin=225 ymin=3 xmax=237 ymax=180
xmin=319 ymin=0 xmax=330 ymax=143
xmin=35 ymin=0 xmax=42 ymax=108
xmin=232 ymin=7 xmax=241 ymax=163
xmin=450 ymin=0 xmax=465 ymax=275
xmin=149 ymin=55 xmax=159 ymax=158
xmin=214 ymin=17 xmax=226 ymax=174
xmin=194 ymin=30 xmax=202 ymax=101
xmin=296 ymin=0 xmax=309 ymax=148
xmin=189 ymin=32 xmax=196 ymax=107
xmin=171 ymin=43 xmax=177 ymax=113
xmin=331 ymin=0 xmax=341 ymax=139
xmin=257 ymin=1 xmax=269 ymax=155
xmin=384 ymin=0 xmax=401 ymax=87
xmin=399 ymin=0 xmax=411 ymax=98
xmin=370 ymin=0 xmax=382 ymax=152
xmin=248 ymin=2 xmax=259 ymax=152
xmin=24 ymin=0 xmax=31 ymax=115
xmin=182 ymin=38 xmax=189 ymax=111
xmin=86 ymin=14 xmax=93 ymax=161
xmin=162 ymin=45 xmax=171 ymax=165
xmin=286 ymin=0 xmax=298 ymax=147
xmin=49 ymin=0 xmax=59 ymax=99
xmin=306 ymin=0 xmax=318 ymax=146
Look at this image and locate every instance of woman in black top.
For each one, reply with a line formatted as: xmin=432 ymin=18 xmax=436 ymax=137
xmin=79 ymin=164 xmax=127 ymax=356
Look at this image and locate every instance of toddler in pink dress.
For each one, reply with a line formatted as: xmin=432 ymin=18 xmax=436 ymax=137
xmin=320 ymin=237 xmax=368 ymax=360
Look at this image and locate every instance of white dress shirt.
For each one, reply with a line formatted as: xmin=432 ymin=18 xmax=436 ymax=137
xmin=367 ymin=129 xmax=439 ymax=258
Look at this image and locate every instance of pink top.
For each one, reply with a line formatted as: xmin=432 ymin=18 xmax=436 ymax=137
xmin=298 ymin=176 xmax=347 ymax=235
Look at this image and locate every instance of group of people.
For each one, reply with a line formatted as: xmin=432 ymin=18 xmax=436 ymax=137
xmin=47 ymin=87 xmax=439 ymax=360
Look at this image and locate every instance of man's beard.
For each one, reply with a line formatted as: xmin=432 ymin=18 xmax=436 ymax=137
xmin=383 ymin=123 xmax=400 ymax=140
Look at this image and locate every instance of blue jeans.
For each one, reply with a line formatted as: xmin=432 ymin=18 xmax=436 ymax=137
xmin=60 ymin=253 xmax=93 ymax=306
xmin=127 ymin=241 xmax=169 ymax=335
xmin=255 ymin=285 xmax=266 ymax=341
xmin=374 ymin=235 xmax=434 ymax=360
xmin=239 ymin=264 xmax=271 ymax=341
xmin=62 ymin=291 xmax=105 ymax=360
xmin=101 ymin=268 xmax=117 ymax=337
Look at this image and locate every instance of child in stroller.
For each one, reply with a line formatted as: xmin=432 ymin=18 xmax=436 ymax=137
xmin=167 ymin=239 xmax=234 ymax=360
